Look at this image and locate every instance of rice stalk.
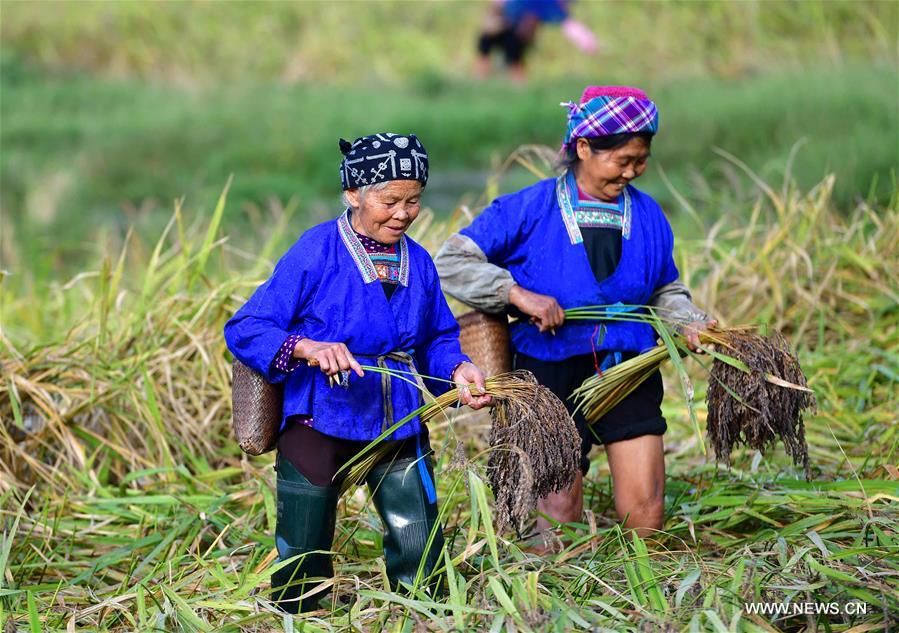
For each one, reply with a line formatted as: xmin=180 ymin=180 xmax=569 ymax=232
xmin=705 ymin=328 xmax=816 ymax=475
xmin=1 ymin=155 xmax=896 ymax=630
xmin=571 ymin=324 xmax=817 ymax=474
xmin=337 ymin=368 xmax=580 ymax=532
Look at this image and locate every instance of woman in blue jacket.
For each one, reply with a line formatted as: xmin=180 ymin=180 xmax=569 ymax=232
xmin=436 ymin=87 xmax=715 ymax=547
xmin=225 ymin=133 xmax=490 ymax=612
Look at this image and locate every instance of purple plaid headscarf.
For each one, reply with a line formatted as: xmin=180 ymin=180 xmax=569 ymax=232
xmin=561 ymin=86 xmax=659 ymax=151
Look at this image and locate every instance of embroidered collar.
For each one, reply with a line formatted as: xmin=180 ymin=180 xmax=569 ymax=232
xmin=337 ymin=210 xmax=410 ymax=286
xmin=556 ymin=170 xmax=632 ymax=244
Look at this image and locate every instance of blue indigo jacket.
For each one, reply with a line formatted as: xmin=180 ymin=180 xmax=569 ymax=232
xmin=225 ymin=211 xmax=469 ymax=441
xmin=460 ymin=177 xmax=680 ymax=361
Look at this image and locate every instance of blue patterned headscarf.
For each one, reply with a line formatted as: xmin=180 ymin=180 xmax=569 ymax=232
xmin=339 ymin=133 xmax=429 ymax=190
xmin=561 ymin=86 xmax=659 ymax=152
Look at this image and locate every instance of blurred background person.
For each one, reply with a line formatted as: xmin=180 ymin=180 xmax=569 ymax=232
xmin=475 ymin=0 xmax=599 ymax=83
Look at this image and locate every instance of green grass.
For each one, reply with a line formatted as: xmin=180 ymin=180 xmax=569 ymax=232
xmin=1 ymin=2 xmax=897 ymax=627
xmin=1 ymin=153 xmax=897 ymax=630
xmin=3 ymin=1 xmax=894 ymax=83
xmin=3 ymin=57 xmax=897 ymax=282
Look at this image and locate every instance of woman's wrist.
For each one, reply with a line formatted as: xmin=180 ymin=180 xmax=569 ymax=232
xmin=451 ymin=360 xmax=470 ymax=382
xmin=508 ymin=284 xmax=524 ymax=308
xmin=291 ymin=337 xmax=308 ymax=359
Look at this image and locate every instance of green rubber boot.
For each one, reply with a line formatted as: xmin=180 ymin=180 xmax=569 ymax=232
xmin=366 ymin=455 xmax=445 ymax=593
xmin=271 ymin=453 xmax=338 ymax=614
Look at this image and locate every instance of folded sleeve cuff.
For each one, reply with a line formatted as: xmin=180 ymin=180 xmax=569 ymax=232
xmin=449 ymin=359 xmax=469 ymax=383
xmin=649 ymin=280 xmax=710 ymax=325
xmin=434 ymin=234 xmax=516 ymax=314
xmin=272 ymin=334 xmax=305 ymax=374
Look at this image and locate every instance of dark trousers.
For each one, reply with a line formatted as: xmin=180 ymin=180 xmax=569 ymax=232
xmin=514 ymin=352 xmax=667 ymax=473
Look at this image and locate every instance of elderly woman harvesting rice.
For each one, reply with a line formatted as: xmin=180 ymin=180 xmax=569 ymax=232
xmin=225 ymin=133 xmax=491 ymax=613
xmin=436 ymin=87 xmax=716 ymax=541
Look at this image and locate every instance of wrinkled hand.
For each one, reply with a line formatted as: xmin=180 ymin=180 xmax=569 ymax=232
xmin=295 ymin=339 xmax=364 ymax=377
xmin=509 ymin=285 xmax=565 ymax=334
xmin=683 ymin=319 xmax=718 ymax=353
xmin=452 ymin=362 xmax=492 ymax=410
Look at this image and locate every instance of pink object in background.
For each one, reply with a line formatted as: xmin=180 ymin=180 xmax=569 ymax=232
xmin=562 ymin=19 xmax=599 ymax=54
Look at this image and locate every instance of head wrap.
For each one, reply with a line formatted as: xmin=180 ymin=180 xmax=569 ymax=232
xmin=339 ymin=133 xmax=428 ymax=190
xmin=560 ymin=85 xmax=659 ymax=151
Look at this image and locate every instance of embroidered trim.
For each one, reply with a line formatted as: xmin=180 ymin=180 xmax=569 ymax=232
xmin=621 ymin=188 xmax=632 ymax=239
xmin=578 ymin=198 xmax=621 ymax=211
xmin=337 ymin=210 xmax=409 ymax=286
xmin=338 ymin=210 xmax=378 ymax=283
xmin=397 ymin=233 xmax=409 ymax=286
xmin=576 ymin=208 xmax=624 ymax=230
xmin=370 ymin=252 xmax=401 ymax=283
xmin=556 ymin=170 xmax=632 ymax=244
xmin=556 ymin=173 xmax=583 ymax=245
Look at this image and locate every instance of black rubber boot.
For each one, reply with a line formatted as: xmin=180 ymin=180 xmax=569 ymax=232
xmin=271 ymin=453 xmax=338 ymax=614
xmin=366 ymin=455 xmax=445 ymax=593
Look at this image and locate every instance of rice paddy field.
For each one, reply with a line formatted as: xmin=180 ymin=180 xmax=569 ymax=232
xmin=2 ymin=149 xmax=897 ymax=631
xmin=2 ymin=1 xmax=898 ymax=631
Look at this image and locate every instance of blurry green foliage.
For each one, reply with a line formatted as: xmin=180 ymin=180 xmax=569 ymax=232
xmin=2 ymin=0 xmax=895 ymax=82
xmin=1 ymin=1 xmax=896 ymax=276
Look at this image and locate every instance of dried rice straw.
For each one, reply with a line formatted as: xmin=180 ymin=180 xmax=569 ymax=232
xmin=571 ymin=324 xmax=816 ymax=475
xmin=334 ymin=368 xmax=580 ymax=532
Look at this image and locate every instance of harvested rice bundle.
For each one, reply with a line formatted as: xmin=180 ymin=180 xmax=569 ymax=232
xmin=705 ymin=329 xmax=816 ymax=475
xmin=570 ymin=324 xmax=816 ymax=476
xmin=340 ymin=369 xmax=581 ymax=532
xmin=483 ymin=371 xmax=581 ymax=532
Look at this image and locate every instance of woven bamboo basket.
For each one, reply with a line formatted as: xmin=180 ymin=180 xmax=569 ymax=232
xmin=457 ymin=311 xmax=512 ymax=377
xmin=231 ymin=359 xmax=282 ymax=455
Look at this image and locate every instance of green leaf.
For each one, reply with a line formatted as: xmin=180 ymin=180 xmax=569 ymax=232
xmin=487 ymin=577 xmax=517 ymax=617
xmin=675 ymin=568 xmax=701 ymax=609
xmin=161 ymin=584 xmax=209 ymax=631
xmin=632 ymin=532 xmax=667 ymax=612
xmin=6 ymin=379 xmax=23 ymax=430
xmin=469 ymin=472 xmax=500 ymax=568
xmin=189 ymin=176 xmax=232 ymax=291
xmin=805 ymin=556 xmax=860 ymax=584
xmin=27 ymin=591 xmax=40 ymax=633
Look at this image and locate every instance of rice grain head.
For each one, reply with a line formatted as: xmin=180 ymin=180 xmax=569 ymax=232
xmin=485 ymin=371 xmax=581 ymax=532
xmin=706 ymin=329 xmax=816 ymax=476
